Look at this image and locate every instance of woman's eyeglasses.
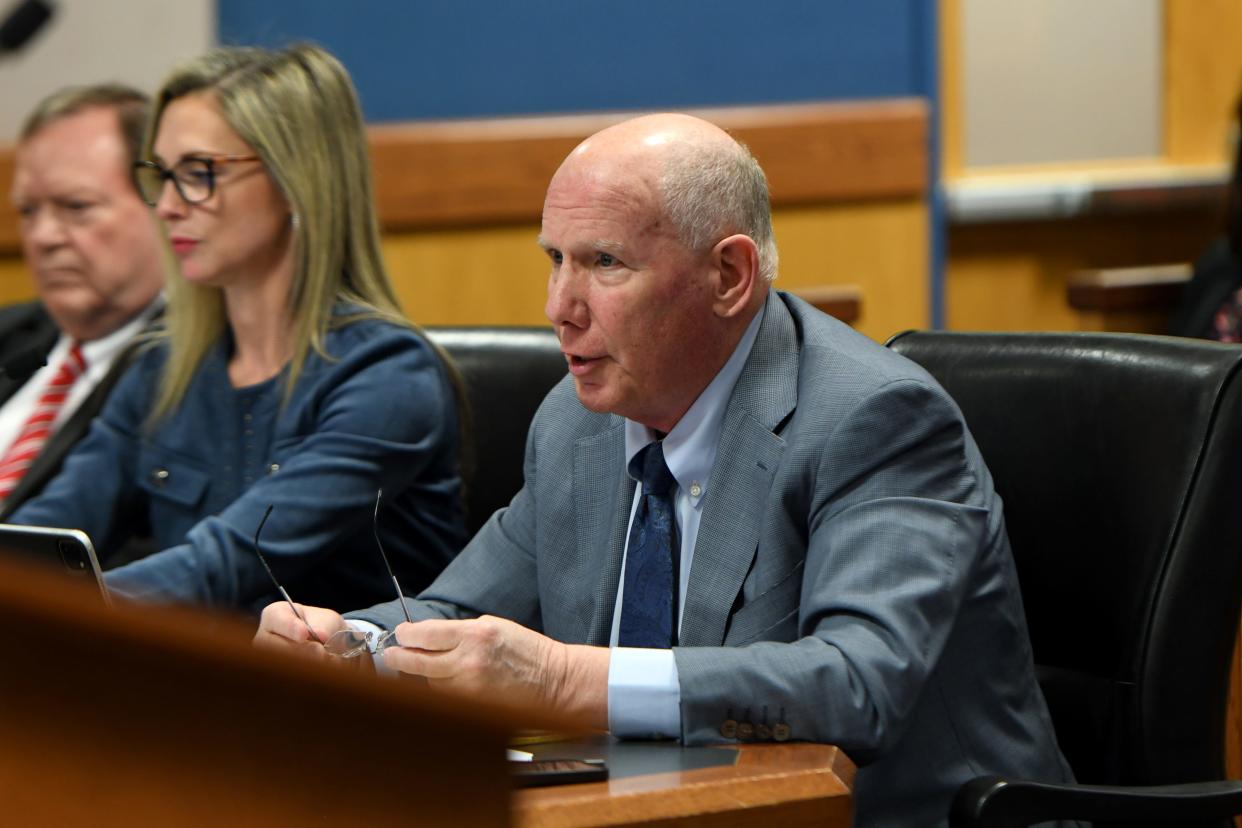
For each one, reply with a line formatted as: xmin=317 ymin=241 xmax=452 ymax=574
xmin=251 ymin=490 xmax=412 ymax=659
xmin=131 ymin=154 xmax=260 ymax=206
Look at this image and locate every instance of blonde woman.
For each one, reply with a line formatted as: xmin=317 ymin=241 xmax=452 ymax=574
xmin=11 ymin=44 xmax=466 ymax=613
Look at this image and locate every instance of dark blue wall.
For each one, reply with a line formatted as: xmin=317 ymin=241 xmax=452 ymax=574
xmin=217 ymin=1 xmax=936 ymax=123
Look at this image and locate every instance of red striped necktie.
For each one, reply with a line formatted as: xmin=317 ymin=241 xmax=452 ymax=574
xmin=0 ymin=343 xmax=86 ymax=502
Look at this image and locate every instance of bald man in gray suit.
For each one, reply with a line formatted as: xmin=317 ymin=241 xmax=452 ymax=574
xmin=256 ymin=114 xmax=1074 ymax=827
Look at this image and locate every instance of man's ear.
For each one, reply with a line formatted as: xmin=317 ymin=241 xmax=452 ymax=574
xmin=710 ymin=234 xmax=760 ymax=318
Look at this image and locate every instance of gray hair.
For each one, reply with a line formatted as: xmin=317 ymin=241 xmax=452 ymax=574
xmin=659 ymin=138 xmax=778 ymax=282
xmin=20 ymin=83 xmax=150 ymax=166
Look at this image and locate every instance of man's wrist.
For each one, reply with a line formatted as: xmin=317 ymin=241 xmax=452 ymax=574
xmin=552 ymin=643 xmax=610 ymax=730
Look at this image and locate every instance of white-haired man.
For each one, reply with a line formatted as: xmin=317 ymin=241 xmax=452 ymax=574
xmin=256 ymin=113 xmax=1075 ymax=827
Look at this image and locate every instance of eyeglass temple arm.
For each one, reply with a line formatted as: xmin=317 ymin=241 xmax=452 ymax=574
xmin=252 ymin=504 xmax=324 ymax=645
xmin=374 ymin=488 xmax=413 ymax=624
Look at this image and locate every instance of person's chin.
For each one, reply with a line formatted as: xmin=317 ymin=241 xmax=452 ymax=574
xmin=572 ymin=380 xmax=618 ymax=414
xmin=177 ymin=262 xmax=222 ymax=286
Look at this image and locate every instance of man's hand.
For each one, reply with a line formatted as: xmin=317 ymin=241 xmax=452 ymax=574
xmin=254 ymin=601 xmax=350 ymax=662
xmin=383 ymin=615 xmax=610 ymax=728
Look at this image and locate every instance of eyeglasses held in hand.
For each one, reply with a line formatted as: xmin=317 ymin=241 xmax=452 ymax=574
xmin=323 ymin=489 xmax=412 ymax=659
xmin=132 ymin=154 xmax=261 ymax=207
xmin=251 ymin=503 xmax=323 ymax=645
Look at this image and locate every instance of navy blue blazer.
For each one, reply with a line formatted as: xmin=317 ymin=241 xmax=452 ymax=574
xmin=12 ymin=312 xmax=467 ymax=613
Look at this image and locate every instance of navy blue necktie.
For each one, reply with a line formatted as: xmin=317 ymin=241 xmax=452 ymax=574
xmin=618 ymin=441 xmax=679 ymax=648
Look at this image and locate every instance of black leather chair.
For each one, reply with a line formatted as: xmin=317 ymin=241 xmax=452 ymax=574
xmin=886 ymin=330 xmax=1242 ymax=827
xmin=425 ymin=326 xmax=566 ymax=536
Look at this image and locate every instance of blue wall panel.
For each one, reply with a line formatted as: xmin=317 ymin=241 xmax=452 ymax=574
xmin=217 ymin=1 xmax=933 ymax=123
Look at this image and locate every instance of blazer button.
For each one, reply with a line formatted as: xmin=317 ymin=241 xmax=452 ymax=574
xmin=772 ymin=722 xmax=791 ymax=742
xmin=736 ymin=722 xmax=755 ymax=741
xmin=268 ymin=463 xmax=280 ymax=475
xmin=151 ymin=468 xmax=169 ymax=488
xmin=756 ymin=723 xmax=773 ymax=741
xmin=719 ymin=719 xmax=738 ymax=739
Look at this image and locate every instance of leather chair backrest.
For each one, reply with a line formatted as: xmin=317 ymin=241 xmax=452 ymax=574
xmin=888 ymin=331 xmax=1242 ymax=789
xmin=426 ymin=326 xmax=567 ymax=537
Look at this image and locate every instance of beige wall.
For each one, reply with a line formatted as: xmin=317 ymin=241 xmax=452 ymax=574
xmin=0 ymin=0 xmax=212 ymax=141
xmin=960 ymin=0 xmax=1162 ymax=168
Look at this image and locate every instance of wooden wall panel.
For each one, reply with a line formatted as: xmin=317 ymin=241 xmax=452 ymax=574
xmin=0 ymin=259 xmax=33 ymax=307
xmin=0 ymin=196 xmax=927 ymax=342
xmin=0 ymin=100 xmax=930 ymax=338
xmin=1164 ymin=0 xmax=1242 ymax=165
xmin=387 ymin=199 xmax=926 ymax=342
xmin=773 ymin=201 xmax=927 ymax=340
xmin=939 ymin=0 xmax=964 ymax=178
xmin=945 ymin=210 xmax=1215 ymax=332
xmin=0 ymin=99 xmax=927 ymax=255
xmin=369 ymin=100 xmax=926 ymax=232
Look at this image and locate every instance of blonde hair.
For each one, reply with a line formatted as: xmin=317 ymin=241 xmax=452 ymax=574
xmin=145 ymin=43 xmax=411 ymax=420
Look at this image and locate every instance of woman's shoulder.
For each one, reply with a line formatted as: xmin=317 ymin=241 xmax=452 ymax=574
xmin=321 ymin=308 xmax=444 ymax=379
xmin=326 ymin=308 xmax=428 ymax=351
xmin=119 ymin=333 xmax=173 ymax=381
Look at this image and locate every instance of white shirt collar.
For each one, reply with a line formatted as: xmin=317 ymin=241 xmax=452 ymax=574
xmin=624 ymin=304 xmax=766 ymax=507
xmin=75 ymin=297 xmax=164 ymax=377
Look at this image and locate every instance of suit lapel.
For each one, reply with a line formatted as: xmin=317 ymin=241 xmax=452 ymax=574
xmin=573 ymin=420 xmax=633 ymax=646
xmin=0 ymin=310 xmax=57 ymax=408
xmin=679 ymin=293 xmax=799 ymax=646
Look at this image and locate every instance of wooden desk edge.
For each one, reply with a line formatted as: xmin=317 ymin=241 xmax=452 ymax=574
xmin=514 ymin=743 xmax=855 ymax=827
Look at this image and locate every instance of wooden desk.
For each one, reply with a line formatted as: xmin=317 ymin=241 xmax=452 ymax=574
xmin=514 ymin=736 xmax=855 ymax=827
xmin=0 ymin=556 xmax=516 ymax=827
xmin=0 ymin=554 xmax=854 ymax=827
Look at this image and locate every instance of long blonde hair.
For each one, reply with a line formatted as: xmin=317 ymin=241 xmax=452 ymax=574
xmin=145 ymin=43 xmax=409 ymax=420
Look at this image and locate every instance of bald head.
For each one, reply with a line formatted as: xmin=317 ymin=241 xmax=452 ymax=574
xmin=540 ymin=114 xmax=775 ymax=432
xmin=553 ymin=114 xmax=778 ymax=285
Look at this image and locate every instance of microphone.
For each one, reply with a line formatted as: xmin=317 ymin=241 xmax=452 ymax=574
xmin=0 ymin=347 xmax=47 ymax=383
xmin=0 ymin=0 xmax=54 ymax=54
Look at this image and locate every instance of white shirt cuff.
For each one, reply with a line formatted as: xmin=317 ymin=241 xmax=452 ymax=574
xmin=607 ymin=647 xmax=681 ymax=739
xmin=346 ymin=618 xmax=398 ymax=676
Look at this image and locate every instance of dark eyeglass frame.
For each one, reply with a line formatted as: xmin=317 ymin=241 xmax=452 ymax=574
xmin=250 ymin=490 xmax=411 ymax=651
xmin=131 ymin=153 xmax=261 ymax=207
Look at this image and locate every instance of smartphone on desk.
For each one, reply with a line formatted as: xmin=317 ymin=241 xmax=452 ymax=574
xmin=511 ymin=757 xmax=608 ymax=788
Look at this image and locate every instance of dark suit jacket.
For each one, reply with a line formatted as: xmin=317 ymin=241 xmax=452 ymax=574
xmin=0 ymin=301 xmax=146 ymax=521
xmin=1169 ymin=236 xmax=1242 ymax=339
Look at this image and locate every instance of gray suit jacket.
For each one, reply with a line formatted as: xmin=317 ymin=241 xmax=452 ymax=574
xmin=352 ymin=291 xmax=1074 ymax=827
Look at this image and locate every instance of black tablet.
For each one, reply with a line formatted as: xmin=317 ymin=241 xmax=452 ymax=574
xmin=0 ymin=524 xmax=110 ymax=605
xmin=510 ymin=758 xmax=608 ymax=788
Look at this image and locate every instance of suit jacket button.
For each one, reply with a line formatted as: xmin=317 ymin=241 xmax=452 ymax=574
xmin=772 ymin=722 xmax=791 ymax=742
xmin=737 ymin=722 xmax=755 ymax=741
xmin=756 ymin=723 xmax=773 ymax=741
xmin=151 ymin=468 xmax=169 ymax=488
xmin=719 ymin=719 xmax=738 ymax=739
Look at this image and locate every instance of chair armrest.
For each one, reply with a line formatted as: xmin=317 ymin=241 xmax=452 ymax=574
xmin=950 ymin=774 xmax=1242 ymax=828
